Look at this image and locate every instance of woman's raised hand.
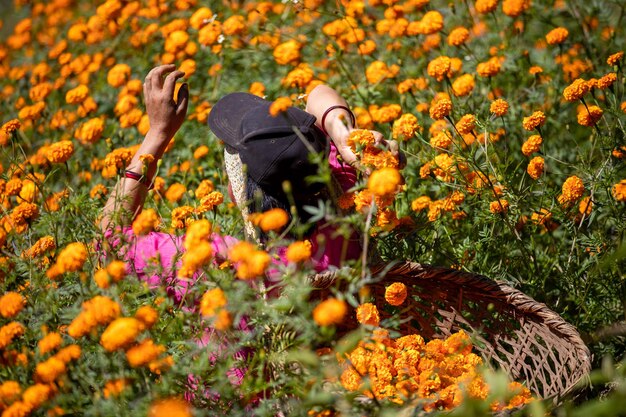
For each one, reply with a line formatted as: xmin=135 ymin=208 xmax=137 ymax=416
xmin=143 ymin=64 xmax=189 ymax=140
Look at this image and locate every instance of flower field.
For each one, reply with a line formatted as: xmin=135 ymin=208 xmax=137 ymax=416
xmin=1 ymin=0 xmax=626 ymax=416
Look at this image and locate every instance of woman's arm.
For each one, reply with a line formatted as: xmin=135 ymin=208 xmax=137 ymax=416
xmin=100 ymin=64 xmax=189 ymax=233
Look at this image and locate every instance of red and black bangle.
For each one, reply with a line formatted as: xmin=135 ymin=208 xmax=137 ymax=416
xmin=124 ymin=170 xmax=154 ymax=190
xmin=320 ymin=105 xmax=357 ymax=136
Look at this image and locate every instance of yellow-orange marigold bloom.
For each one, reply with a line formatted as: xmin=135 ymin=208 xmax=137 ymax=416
xmin=411 ymin=195 xmax=432 ymax=211
xmin=65 ymin=84 xmax=89 ymax=104
xmin=448 ymin=27 xmax=470 ymax=46
xmin=348 ymin=129 xmax=375 ymax=151
xmin=476 ymin=57 xmax=502 ymax=77
xmin=502 ymin=0 xmax=530 ymax=17
xmin=455 ymin=114 xmax=476 ymax=135
xmin=132 ymin=208 xmax=159 ymax=235
xmin=35 ymin=356 xmax=66 ymax=383
xmin=391 ymin=113 xmax=419 ymax=141
xmin=577 ymin=106 xmax=603 ymax=127
xmin=126 ymin=339 xmax=165 ymax=367
xmin=106 ymin=260 xmax=126 ymax=282
xmin=527 ymin=156 xmax=545 ymax=180
xmin=612 ymin=180 xmax=626 ymax=202
xmin=451 ymin=73 xmax=475 ymax=97
xmin=196 ymin=191 xmax=224 ymax=213
xmin=0 ymin=292 xmax=26 ymax=318
xmin=0 ymin=322 xmax=25 ymax=350
xmin=228 ymin=241 xmax=271 ymax=280
xmin=286 ymin=240 xmax=312 ymax=263
xmin=269 ymin=97 xmax=292 ymax=116
xmin=100 ymin=317 xmax=143 ymax=351
xmin=522 ymin=111 xmax=546 ymax=131
xmin=103 ymin=378 xmax=128 ymax=398
xmin=74 ymin=117 xmax=104 ymax=144
xmin=545 ymin=27 xmax=569 ymax=45
xmin=148 ymin=397 xmax=193 ymax=417
xmin=489 ymin=199 xmax=509 ymax=214
xmin=56 ymin=344 xmax=81 ymax=363
xmin=165 ymin=183 xmax=186 ymax=203
xmin=1 ymin=119 xmax=21 ymax=135
xmin=273 ymin=39 xmax=301 ymax=66
xmin=385 ymin=282 xmax=408 ymax=306
xmin=579 ymin=196 xmax=593 ymax=216
xmin=46 ymin=140 xmax=74 ymax=164
xmin=38 ymin=332 xmax=62 ymax=355
xmin=365 ymin=61 xmax=399 ymax=84
xmin=190 ymin=7 xmax=213 ymax=29
xmin=135 ymin=306 xmax=158 ymax=329
xmin=596 ymin=73 xmax=617 ymax=90
xmin=107 ymin=63 xmax=131 ymax=87
xmin=427 ymin=56 xmax=451 ymax=81
xmin=563 ymin=78 xmax=590 ymax=101
xmin=429 ymin=98 xmax=452 ymax=120
xmin=368 ymin=167 xmax=402 ymax=197
xmin=257 ymin=208 xmax=289 ymax=232
xmin=521 ymin=135 xmax=542 ymax=156
xmin=67 ymin=296 xmax=120 ymax=338
xmin=22 ymin=383 xmax=51 ymax=409
xmin=559 ymin=176 xmax=584 ymax=204
xmin=356 ymin=303 xmax=380 ymax=326
xmin=249 ymin=81 xmax=266 ymax=97
xmin=607 ymin=51 xmax=624 ymax=66
xmin=0 ymin=380 xmax=21 ymax=403
xmin=56 ymin=242 xmax=88 ymax=273
xmin=312 ymin=298 xmax=347 ymax=326
xmin=200 ymin=288 xmax=227 ymax=317
xmin=490 ymin=98 xmax=509 ymax=116
xmin=475 ymin=0 xmax=498 ymax=14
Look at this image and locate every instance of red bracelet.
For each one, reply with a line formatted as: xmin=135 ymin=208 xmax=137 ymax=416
xmin=320 ymin=105 xmax=356 ymax=136
xmin=124 ymin=170 xmax=154 ymax=189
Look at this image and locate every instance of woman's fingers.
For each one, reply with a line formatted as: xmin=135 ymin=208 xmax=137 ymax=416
xmin=163 ymin=70 xmax=185 ymax=98
xmin=148 ymin=64 xmax=176 ymax=90
xmin=176 ymin=83 xmax=189 ymax=117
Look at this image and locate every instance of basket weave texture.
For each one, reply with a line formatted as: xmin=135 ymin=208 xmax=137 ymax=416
xmin=312 ymin=261 xmax=592 ymax=404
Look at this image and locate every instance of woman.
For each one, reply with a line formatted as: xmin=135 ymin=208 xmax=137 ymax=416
xmin=100 ymin=64 xmax=390 ymax=301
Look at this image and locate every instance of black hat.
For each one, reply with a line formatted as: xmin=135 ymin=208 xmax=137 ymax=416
xmin=208 ymin=92 xmax=328 ymax=198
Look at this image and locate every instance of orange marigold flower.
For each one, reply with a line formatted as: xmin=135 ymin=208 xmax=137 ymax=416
xmin=282 ymin=63 xmax=314 ymax=89
xmin=489 ymin=199 xmax=509 ymax=214
xmin=0 ymin=292 xmax=26 ymax=318
xmin=545 ymin=27 xmax=569 ymax=45
xmin=476 ymin=57 xmax=502 ymax=77
xmin=365 ymin=61 xmax=399 ymax=84
xmin=132 ymin=208 xmax=160 ymax=235
xmin=368 ymin=167 xmax=402 ymax=197
xmin=527 ymin=156 xmax=545 ymax=180
xmin=0 ymin=322 xmax=25 ymax=350
xmin=65 ymin=84 xmax=89 ymax=104
xmin=312 ymin=298 xmax=347 ymax=326
xmin=67 ymin=296 xmax=120 ymax=338
xmin=529 ymin=66 xmax=543 ymax=75
xmin=100 ymin=317 xmax=143 ymax=352
xmin=135 ymin=306 xmax=158 ymax=329
xmin=55 ymin=242 xmax=88 ymax=273
xmin=522 ymin=111 xmax=546 ymax=131
xmin=171 ymin=206 xmax=194 ymax=229
xmin=521 ymin=135 xmax=542 ymax=156
xmin=22 ymin=383 xmax=51 ymax=409
xmin=35 ymin=356 xmax=66 ymax=383
xmin=0 ymin=381 xmax=21 ymax=403
xmin=475 ymin=0 xmax=499 ymax=14
xmin=562 ymin=78 xmax=590 ymax=101
xmin=38 ymin=332 xmax=62 ymax=355
xmin=200 ymin=288 xmax=228 ymax=319
xmin=269 ymin=97 xmax=292 ymax=116
xmin=577 ymin=106 xmax=603 ymax=127
xmin=228 ymin=241 xmax=271 ymax=280
xmin=502 ymin=0 xmax=530 ymax=17
xmin=46 ymin=140 xmax=74 ymax=164
xmin=107 ymin=63 xmax=131 ymax=88
xmin=1 ymin=119 xmax=21 ymax=135
xmin=607 ymin=51 xmax=624 ymax=66
xmin=448 ymin=26 xmax=470 ymax=46
xmin=74 ymin=117 xmax=104 ymax=144
xmin=196 ymin=191 xmax=224 ymax=213
xmin=286 ymin=240 xmax=312 ymax=263
xmin=356 ymin=303 xmax=380 ymax=326
xmin=370 ymin=104 xmax=402 ymax=124
xmin=579 ymin=196 xmax=593 ymax=216
xmin=385 ymin=282 xmax=408 ymax=306
xmin=126 ymin=339 xmax=165 ymax=367
xmin=558 ymin=175 xmax=584 ymax=204
xmin=452 ymin=73 xmax=475 ymax=97
xmin=411 ymin=195 xmax=432 ymax=211
xmin=490 ymin=98 xmax=509 ymax=116
xmin=596 ymin=73 xmax=617 ymax=90
xmin=429 ymin=98 xmax=452 ymax=120
xmin=106 ymin=260 xmax=126 ymax=282
xmin=273 ymin=39 xmax=301 ymax=66
xmin=255 ymin=208 xmax=289 ymax=232
xmin=194 ymin=179 xmax=215 ymax=199
xmin=455 ymin=114 xmax=476 ymax=135
xmin=148 ymin=397 xmax=193 ymax=417
xmin=103 ymin=378 xmax=128 ymax=398
xmin=392 ymin=113 xmax=420 ymax=140
xmin=612 ymin=180 xmax=626 ymax=202
xmin=427 ymin=56 xmax=452 ymax=81
xmin=165 ymin=183 xmax=186 ymax=203
xmin=348 ymin=129 xmax=375 ymax=151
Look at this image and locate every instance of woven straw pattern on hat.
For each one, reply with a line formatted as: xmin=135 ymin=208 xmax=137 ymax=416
xmin=224 ymin=149 xmax=258 ymax=242
xmin=311 ymin=261 xmax=591 ymax=404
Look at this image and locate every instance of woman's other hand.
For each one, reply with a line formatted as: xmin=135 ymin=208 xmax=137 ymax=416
xmin=143 ymin=64 xmax=189 ymax=140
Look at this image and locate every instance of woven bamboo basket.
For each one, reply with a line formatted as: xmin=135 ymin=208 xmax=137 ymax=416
xmin=311 ymin=261 xmax=592 ymax=405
